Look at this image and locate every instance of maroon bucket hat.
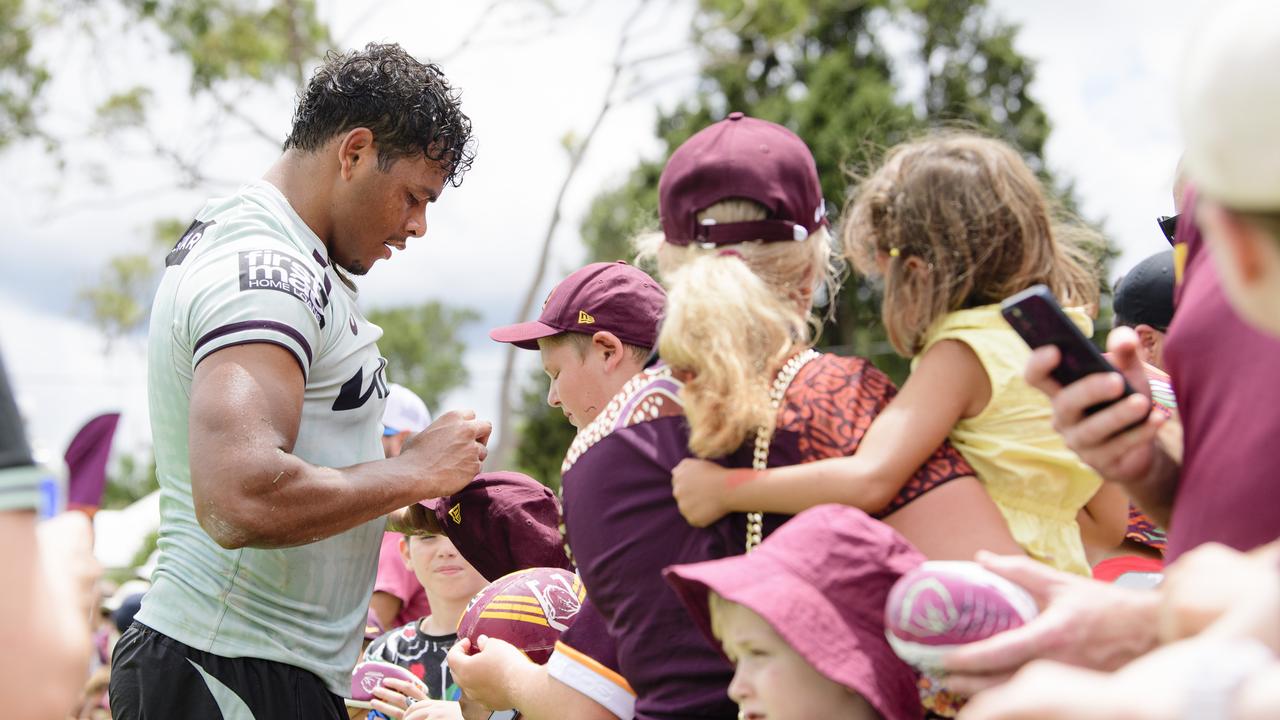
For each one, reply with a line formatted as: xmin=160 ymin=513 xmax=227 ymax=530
xmin=489 ymin=261 xmax=665 ymax=351
xmin=664 ymin=504 xmax=926 ymax=720
xmin=420 ymin=471 xmax=572 ymax=582
xmin=658 ymin=112 xmax=827 ymax=247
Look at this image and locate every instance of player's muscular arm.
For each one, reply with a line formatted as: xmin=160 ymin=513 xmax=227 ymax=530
xmin=189 ymin=343 xmax=489 ymax=549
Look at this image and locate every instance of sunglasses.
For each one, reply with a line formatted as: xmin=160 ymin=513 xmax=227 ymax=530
xmin=1157 ymin=214 xmax=1180 ymax=245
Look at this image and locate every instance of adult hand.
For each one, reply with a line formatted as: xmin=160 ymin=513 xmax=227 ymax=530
xmin=1024 ymin=327 xmax=1165 ymax=487
xmin=403 ymin=699 xmax=465 ymax=720
xmin=399 ymin=410 xmax=492 ymax=499
xmin=370 ymin=677 xmax=430 ymax=719
xmin=671 ymin=458 xmax=732 ymax=527
xmin=1159 ymin=541 xmax=1280 ymax=644
xmin=447 ymin=635 xmax=531 ymax=711
xmin=943 ymin=552 xmax=1159 ymax=696
xmin=37 ymin=511 xmax=101 ymax=624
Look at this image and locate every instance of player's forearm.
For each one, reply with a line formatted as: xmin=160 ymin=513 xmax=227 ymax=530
xmin=193 ymin=451 xmax=437 ymax=549
xmin=725 ymin=457 xmax=904 ymax=516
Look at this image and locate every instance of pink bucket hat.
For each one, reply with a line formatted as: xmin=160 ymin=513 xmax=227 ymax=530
xmin=664 ymin=504 xmax=926 ymax=720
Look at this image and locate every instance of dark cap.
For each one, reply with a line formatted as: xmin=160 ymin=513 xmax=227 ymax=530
xmin=489 ymin=262 xmax=665 ymax=351
xmin=1113 ymin=250 xmax=1175 ymax=331
xmin=665 ymin=505 xmax=925 ymax=720
xmin=420 ymin=471 xmax=572 ymax=582
xmin=658 ymin=112 xmax=827 ymax=247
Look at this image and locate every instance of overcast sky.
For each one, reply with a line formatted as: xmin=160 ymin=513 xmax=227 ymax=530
xmin=0 ymin=0 xmax=1213 ymax=468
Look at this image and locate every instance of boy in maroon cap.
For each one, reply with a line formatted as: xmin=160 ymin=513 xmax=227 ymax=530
xmin=665 ymin=504 xmax=927 ymax=720
xmin=444 ymin=262 xmax=666 ymax=720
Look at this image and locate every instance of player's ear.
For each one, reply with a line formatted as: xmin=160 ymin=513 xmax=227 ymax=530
xmin=337 ymin=128 xmax=375 ymax=181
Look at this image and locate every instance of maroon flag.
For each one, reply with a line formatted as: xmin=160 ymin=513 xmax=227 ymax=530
xmin=64 ymin=413 xmax=120 ymax=515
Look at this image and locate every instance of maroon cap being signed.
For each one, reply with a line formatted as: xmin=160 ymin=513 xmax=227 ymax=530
xmin=421 ymin=471 xmax=572 ymax=582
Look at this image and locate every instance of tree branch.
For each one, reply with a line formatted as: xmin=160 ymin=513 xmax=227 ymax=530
xmin=489 ymin=0 xmax=653 ymax=470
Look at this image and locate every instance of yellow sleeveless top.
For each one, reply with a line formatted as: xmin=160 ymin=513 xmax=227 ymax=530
xmin=913 ymin=304 xmax=1101 ymax=575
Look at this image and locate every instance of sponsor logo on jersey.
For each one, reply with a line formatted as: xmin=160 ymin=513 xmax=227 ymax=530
xmin=332 ymin=357 xmax=389 ymax=411
xmin=165 ymin=219 xmax=216 ymax=267
xmin=238 ymin=249 xmax=329 ymax=327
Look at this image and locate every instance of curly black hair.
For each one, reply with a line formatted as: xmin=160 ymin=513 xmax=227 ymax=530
xmin=284 ymin=43 xmax=475 ymax=186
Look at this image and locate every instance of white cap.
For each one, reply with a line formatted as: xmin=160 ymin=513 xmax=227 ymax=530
xmin=381 ymin=383 xmax=431 ymax=434
xmin=101 ymin=579 xmax=151 ymax=612
xmin=1179 ymin=0 xmax=1280 ymax=210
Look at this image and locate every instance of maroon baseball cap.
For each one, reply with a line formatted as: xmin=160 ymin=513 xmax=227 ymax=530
xmin=664 ymin=505 xmax=925 ymax=720
xmin=489 ymin=261 xmax=665 ymax=351
xmin=420 ymin=471 xmax=572 ymax=582
xmin=658 ymin=112 xmax=827 ymax=247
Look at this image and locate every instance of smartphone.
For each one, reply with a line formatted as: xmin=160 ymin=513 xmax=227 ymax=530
xmin=1000 ymin=285 xmax=1136 ymax=415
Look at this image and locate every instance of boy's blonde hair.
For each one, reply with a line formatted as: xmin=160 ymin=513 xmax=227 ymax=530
xmin=636 ymin=199 xmax=839 ymax=459
xmin=844 ymin=133 xmax=1102 ymax=357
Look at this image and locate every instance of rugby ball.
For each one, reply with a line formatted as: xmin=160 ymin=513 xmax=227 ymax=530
xmin=347 ymin=660 xmax=428 ymax=710
xmin=456 ymin=567 xmax=586 ymax=665
xmin=885 ymin=561 xmax=1038 ymax=670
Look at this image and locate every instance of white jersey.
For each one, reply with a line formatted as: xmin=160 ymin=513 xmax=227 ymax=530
xmin=137 ymin=180 xmax=389 ymax=695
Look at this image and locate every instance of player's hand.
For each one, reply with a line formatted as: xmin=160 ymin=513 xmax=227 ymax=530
xmin=1024 ymin=327 xmax=1164 ymax=487
xmin=400 ymin=410 xmax=493 ymax=499
xmin=942 ymin=552 xmax=1159 ymax=696
xmin=447 ymin=635 xmax=531 ymax=711
xmin=371 ymin=677 xmax=430 ymax=719
xmin=671 ymin=458 xmax=731 ymax=527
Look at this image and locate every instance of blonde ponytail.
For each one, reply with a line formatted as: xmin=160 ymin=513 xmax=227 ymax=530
xmin=659 ymin=253 xmax=807 ymax=458
xmin=640 ymin=198 xmax=835 ymax=459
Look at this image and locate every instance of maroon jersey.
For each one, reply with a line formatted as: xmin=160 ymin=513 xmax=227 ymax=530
xmin=1162 ymin=198 xmax=1280 ymax=560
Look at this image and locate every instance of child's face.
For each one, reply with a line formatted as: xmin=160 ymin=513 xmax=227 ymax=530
xmin=400 ymin=534 xmax=488 ymax=606
xmin=710 ymin=596 xmax=879 ymax=720
xmin=538 ymin=339 xmax=619 ymax=429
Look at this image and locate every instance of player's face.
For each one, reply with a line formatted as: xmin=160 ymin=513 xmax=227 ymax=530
xmin=402 ymin=534 xmax=488 ymax=604
xmin=331 ymin=151 xmax=447 ymax=276
xmin=538 ymin=340 xmax=616 ymax=429
xmin=712 ymin=599 xmax=878 ymax=720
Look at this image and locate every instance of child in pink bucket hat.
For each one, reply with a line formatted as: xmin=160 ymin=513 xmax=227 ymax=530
xmin=665 ymin=504 xmax=926 ymax=720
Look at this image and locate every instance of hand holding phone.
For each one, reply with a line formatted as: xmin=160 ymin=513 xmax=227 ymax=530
xmin=1001 ymin=285 xmax=1137 ymax=415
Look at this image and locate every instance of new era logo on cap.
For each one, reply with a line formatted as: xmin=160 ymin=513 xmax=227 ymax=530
xmin=577 ymin=311 xmax=595 ymax=325
xmin=449 ymin=503 xmax=462 ymax=524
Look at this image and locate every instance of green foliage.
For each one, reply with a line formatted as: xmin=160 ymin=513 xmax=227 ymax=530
xmin=94 ymin=86 xmax=153 ymax=133
xmin=0 ymin=0 xmax=50 ymax=148
xmin=367 ymin=303 xmax=481 ymax=412
xmin=78 ymin=254 xmax=157 ymax=340
xmin=511 ymin=367 xmax=577 ymax=492
xmin=101 ymin=453 xmax=159 ymax=510
xmin=77 ymin=216 xmax=190 ymax=340
xmin=513 ymin=0 xmax=1119 ymax=479
xmin=123 ymin=0 xmax=332 ymax=88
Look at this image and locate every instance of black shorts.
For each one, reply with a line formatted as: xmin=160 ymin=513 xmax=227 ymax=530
xmin=110 ymin=621 xmax=347 ymax=720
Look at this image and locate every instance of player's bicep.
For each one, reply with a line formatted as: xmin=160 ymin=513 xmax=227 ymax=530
xmin=189 ymin=342 xmax=305 ymax=511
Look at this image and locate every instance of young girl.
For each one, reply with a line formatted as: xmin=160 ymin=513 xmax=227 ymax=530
xmin=664 ymin=504 xmax=927 ymax=720
xmin=671 ymin=133 xmax=1123 ymax=575
xmin=646 ymin=117 xmax=1022 ymax=565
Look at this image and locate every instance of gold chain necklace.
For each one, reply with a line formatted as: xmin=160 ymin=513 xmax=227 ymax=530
xmin=743 ymin=348 xmax=820 ymax=553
